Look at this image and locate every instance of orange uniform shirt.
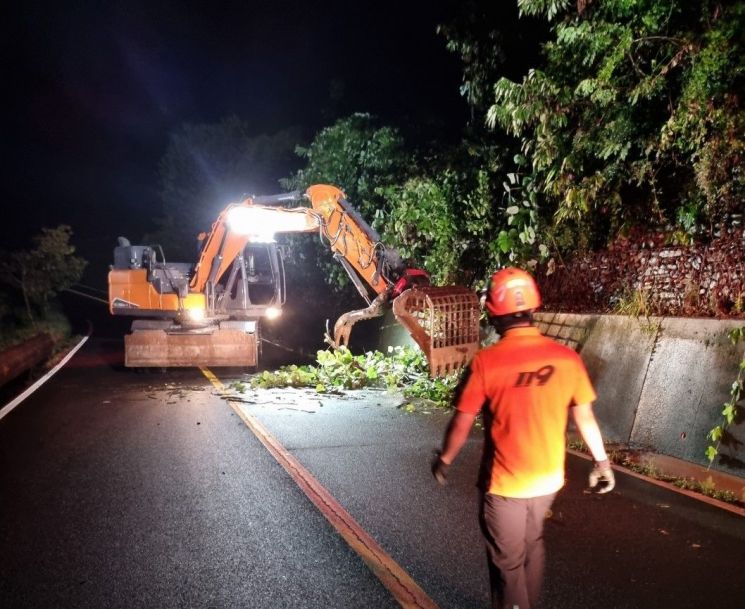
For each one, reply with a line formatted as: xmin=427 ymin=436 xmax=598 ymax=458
xmin=456 ymin=326 xmax=597 ymax=498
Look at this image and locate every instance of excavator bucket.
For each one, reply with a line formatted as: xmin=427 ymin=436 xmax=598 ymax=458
xmin=392 ymin=286 xmax=480 ymax=377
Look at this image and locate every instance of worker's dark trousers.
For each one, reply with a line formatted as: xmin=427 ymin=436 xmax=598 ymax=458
xmin=480 ymin=492 xmax=557 ymax=609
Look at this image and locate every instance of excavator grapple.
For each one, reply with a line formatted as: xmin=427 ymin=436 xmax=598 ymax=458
xmin=392 ymin=286 xmax=480 ymax=377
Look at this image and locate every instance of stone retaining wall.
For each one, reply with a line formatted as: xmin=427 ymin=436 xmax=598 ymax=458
xmin=537 ymin=228 xmax=745 ymax=318
xmin=533 ymin=313 xmax=745 ymax=476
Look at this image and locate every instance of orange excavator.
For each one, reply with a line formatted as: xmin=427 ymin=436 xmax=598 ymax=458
xmin=108 ymin=184 xmax=479 ymax=376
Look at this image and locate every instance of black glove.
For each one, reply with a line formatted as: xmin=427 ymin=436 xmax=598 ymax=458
xmin=588 ymin=459 xmax=615 ymax=494
xmin=432 ymin=452 xmax=450 ymax=485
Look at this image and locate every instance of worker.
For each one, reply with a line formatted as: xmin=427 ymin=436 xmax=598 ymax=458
xmin=431 ymin=267 xmax=615 ymax=609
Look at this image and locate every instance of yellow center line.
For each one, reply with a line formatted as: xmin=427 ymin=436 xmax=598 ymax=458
xmin=201 ymin=367 xmax=441 ymax=609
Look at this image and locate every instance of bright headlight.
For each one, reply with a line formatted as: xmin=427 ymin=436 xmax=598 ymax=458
xmin=226 ymin=205 xmax=315 ymax=241
xmin=226 ymin=207 xmax=275 ymax=242
xmin=264 ymin=306 xmax=282 ymax=320
xmin=185 ymin=308 xmax=206 ymax=322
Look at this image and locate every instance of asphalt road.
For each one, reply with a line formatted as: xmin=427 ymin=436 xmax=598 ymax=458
xmin=1 ymin=336 xmax=744 ymax=609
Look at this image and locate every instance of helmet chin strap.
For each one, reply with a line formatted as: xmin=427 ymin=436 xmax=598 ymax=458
xmin=490 ymin=311 xmax=534 ymax=335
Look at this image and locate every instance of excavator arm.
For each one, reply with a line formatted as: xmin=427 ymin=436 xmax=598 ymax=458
xmin=254 ymin=184 xmax=481 ymax=376
xmin=303 ymin=184 xmax=425 ymax=348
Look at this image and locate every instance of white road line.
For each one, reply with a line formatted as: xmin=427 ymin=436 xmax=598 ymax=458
xmin=0 ymin=334 xmax=90 ymax=423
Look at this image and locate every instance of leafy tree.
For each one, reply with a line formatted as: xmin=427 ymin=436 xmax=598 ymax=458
xmin=282 ymin=114 xmax=410 ymax=289
xmin=437 ymin=1 xmax=547 ymax=125
xmin=440 ymin=0 xmax=745 ymax=257
xmin=379 ymin=175 xmax=463 ymax=284
xmin=153 ymin=117 xmax=302 ymax=259
xmin=0 ymin=226 xmax=87 ymax=324
xmin=282 ymin=113 xmax=408 ymax=224
xmin=377 ymin=141 xmax=506 ymax=285
xmin=483 ymin=0 xmax=745 ymax=249
xmin=284 ymin=111 xmax=547 ymax=288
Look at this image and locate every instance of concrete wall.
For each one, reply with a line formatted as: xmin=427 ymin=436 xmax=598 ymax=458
xmin=533 ymin=314 xmax=745 ymax=476
xmin=378 ymin=310 xmax=745 ymax=478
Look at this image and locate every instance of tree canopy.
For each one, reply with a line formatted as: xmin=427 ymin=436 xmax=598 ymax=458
xmin=282 ymin=113 xmax=408 ymax=225
xmin=154 ymin=117 xmax=302 ymax=259
xmin=279 ymin=114 xmax=410 ymax=290
xmin=0 ymin=225 xmax=87 ymax=325
xmin=482 ymin=0 xmax=745 ymax=249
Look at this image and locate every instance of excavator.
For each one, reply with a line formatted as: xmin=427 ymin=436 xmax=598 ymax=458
xmin=108 ymin=184 xmax=480 ymax=376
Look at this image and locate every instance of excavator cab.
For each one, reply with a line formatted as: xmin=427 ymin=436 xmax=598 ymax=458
xmin=109 ymin=238 xmax=286 ymax=368
xmin=213 ymin=243 xmax=285 ymax=316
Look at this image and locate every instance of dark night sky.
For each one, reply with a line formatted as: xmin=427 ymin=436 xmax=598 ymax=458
xmin=2 ymin=1 xmax=524 ymax=285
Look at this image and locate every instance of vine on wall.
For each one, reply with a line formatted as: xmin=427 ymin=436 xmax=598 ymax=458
xmin=706 ymin=327 xmax=745 ymax=464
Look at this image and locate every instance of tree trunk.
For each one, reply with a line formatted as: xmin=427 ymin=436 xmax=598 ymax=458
xmin=20 ymin=272 xmax=35 ymax=326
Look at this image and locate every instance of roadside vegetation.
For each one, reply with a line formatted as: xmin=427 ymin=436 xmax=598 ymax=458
xmin=277 ymin=1 xmax=744 ymax=287
xmin=569 ymin=439 xmax=743 ymax=508
xmin=706 ymin=327 xmax=745 ymax=466
xmin=0 ymin=225 xmax=87 ymax=350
